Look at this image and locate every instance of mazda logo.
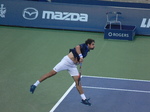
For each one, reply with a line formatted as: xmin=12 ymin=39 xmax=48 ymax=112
xmin=23 ymin=7 xmax=38 ymax=20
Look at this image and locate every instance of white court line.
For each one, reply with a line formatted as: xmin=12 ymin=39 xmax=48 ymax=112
xmin=83 ymin=75 xmax=150 ymax=83
xmin=83 ymin=86 xmax=150 ymax=94
xmin=49 ymin=82 xmax=75 ymax=112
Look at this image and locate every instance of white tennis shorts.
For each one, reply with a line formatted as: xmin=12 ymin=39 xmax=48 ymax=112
xmin=53 ymin=56 xmax=79 ymax=76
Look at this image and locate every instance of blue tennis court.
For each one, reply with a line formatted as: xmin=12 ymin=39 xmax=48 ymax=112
xmin=50 ymin=76 xmax=150 ymax=112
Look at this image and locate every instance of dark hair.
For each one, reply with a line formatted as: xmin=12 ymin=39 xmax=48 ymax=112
xmin=85 ymin=39 xmax=95 ymax=45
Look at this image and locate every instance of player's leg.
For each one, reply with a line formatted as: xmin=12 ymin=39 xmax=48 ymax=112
xmin=72 ymin=75 xmax=84 ymax=94
xmin=69 ymin=65 xmax=91 ymax=106
xmin=72 ymin=76 xmax=91 ymax=106
xmin=30 ymin=70 xmax=57 ymax=94
xmin=39 ymin=70 xmax=57 ymax=82
xmin=68 ymin=67 xmax=85 ymax=98
xmin=30 ymin=56 xmax=68 ymax=94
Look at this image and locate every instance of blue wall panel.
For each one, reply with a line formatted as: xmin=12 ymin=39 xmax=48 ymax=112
xmin=0 ymin=1 xmax=150 ymax=35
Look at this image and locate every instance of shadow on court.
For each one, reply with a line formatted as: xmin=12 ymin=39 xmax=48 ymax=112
xmin=50 ymin=76 xmax=150 ymax=112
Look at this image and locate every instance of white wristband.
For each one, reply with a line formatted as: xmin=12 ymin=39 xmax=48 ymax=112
xmin=79 ymin=54 xmax=83 ymax=58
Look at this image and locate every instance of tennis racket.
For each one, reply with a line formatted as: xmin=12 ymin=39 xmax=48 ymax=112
xmin=78 ymin=63 xmax=82 ymax=85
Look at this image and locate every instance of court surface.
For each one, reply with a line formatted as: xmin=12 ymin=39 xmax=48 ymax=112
xmin=1 ymin=26 xmax=150 ymax=112
xmin=51 ymin=76 xmax=150 ymax=112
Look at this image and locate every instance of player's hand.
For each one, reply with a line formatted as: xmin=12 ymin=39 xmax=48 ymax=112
xmin=79 ymin=57 xmax=83 ymax=63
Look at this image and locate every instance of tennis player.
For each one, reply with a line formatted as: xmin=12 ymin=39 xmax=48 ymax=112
xmin=30 ymin=39 xmax=95 ymax=106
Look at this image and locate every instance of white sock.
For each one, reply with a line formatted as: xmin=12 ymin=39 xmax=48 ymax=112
xmin=80 ymin=94 xmax=86 ymax=100
xmin=34 ymin=80 xmax=40 ymax=86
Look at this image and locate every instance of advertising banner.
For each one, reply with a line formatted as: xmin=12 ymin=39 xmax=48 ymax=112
xmin=0 ymin=1 xmax=150 ymax=35
xmin=104 ymin=24 xmax=136 ymax=40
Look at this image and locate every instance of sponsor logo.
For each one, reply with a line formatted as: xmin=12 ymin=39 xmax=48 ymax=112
xmin=23 ymin=7 xmax=38 ymax=20
xmin=22 ymin=8 xmax=88 ymax=22
xmin=140 ymin=18 xmax=150 ymax=28
xmin=0 ymin=4 xmax=6 ymax=18
xmin=42 ymin=11 xmax=88 ymax=22
xmin=108 ymin=32 xmax=129 ymax=37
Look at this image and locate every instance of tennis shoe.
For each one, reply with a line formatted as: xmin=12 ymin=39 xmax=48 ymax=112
xmin=30 ymin=85 xmax=36 ymax=94
xmin=81 ymin=98 xmax=91 ymax=106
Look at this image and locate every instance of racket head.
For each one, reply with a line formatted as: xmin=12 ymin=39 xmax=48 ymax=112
xmin=78 ymin=63 xmax=82 ymax=85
